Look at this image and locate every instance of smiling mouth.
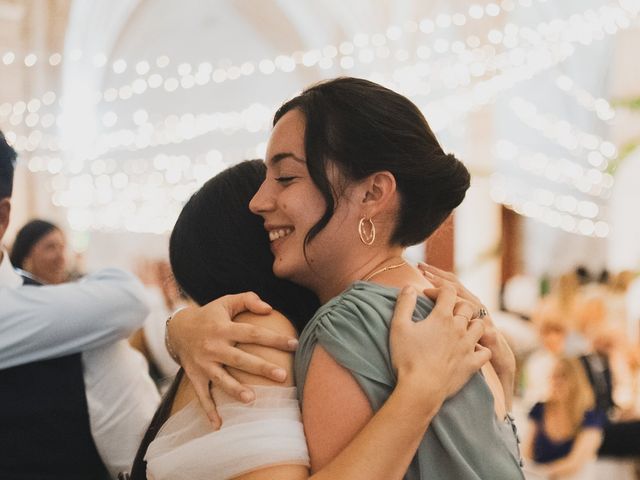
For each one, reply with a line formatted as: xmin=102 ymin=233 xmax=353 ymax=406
xmin=268 ymin=227 xmax=294 ymax=242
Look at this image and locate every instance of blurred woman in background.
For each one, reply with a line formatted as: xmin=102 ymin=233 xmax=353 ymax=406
xmin=523 ymin=357 xmax=604 ymax=480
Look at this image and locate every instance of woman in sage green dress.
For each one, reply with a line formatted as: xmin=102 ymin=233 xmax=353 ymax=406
xmin=132 ymin=160 xmax=492 ymax=480
xmin=247 ymin=77 xmax=525 ymax=480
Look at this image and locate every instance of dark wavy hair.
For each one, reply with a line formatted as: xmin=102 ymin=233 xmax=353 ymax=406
xmin=10 ymin=219 xmax=59 ymax=268
xmin=130 ymin=160 xmax=319 ymax=479
xmin=274 ymin=77 xmax=470 ymax=249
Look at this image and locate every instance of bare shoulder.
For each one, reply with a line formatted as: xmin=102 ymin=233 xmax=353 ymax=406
xmin=229 ymin=310 xmax=298 ymax=386
xmin=234 ymin=309 xmax=298 ymax=337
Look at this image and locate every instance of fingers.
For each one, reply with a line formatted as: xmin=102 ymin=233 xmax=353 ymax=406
xmin=426 ymin=283 xmax=458 ymax=317
xmin=391 ymin=286 xmax=418 ymax=330
xmin=220 ymin=292 xmax=272 ymax=318
xmin=218 ymin=343 xmax=288 ymax=382
xmin=418 ymin=262 xmax=455 ymax=281
xmin=213 ymin=368 xmax=257 ymax=404
xmin=466 ymin=319 xmax=486 ymax=344
xmin=190 ymin=374 xmax=221 ymax=428
xmin=472 ymin=344 xmax=492 ymax=369
xmin=453 ymin=300 xmax=475 ymax=320
xmin=230 ymin=322 xmax=299 ymax=352
xmin=418 ymin=263 xmax=481 ymax=305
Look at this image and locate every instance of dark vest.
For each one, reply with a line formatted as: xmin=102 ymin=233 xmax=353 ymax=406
xmin=0 ymin=274 xmax=108 ymax=479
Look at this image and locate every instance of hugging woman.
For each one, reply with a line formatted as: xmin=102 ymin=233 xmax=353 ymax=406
xmin=135 ymin=77 xmax=523 ymax=480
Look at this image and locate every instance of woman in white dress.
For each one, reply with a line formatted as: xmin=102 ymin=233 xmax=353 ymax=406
xmin=130 ymin=159 xmax=491 ymax=480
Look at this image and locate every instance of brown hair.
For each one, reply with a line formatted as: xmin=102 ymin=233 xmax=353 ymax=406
xmin=552 ymin=357 xmax=595 ymax=434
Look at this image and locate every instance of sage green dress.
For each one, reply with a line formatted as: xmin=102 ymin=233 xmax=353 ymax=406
xmin=295 ymin=281 xmax=524 ymax=480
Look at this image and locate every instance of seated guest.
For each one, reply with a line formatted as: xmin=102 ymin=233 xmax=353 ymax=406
xmin=10 ymin=219 xmax=68 ymax=284
xmin=523 ymin=357 xmax=604 ymax=480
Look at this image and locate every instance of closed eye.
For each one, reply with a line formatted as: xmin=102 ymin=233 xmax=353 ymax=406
xmin=275 ymin=176 xmax=297 ymax=183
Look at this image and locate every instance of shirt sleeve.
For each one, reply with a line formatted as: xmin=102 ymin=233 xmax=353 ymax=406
xmin=0 ymin=268 xmax=150 ymax=369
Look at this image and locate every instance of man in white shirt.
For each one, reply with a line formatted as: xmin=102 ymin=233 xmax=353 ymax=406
xmin=0 ymin=131 xmax=160 ymax=478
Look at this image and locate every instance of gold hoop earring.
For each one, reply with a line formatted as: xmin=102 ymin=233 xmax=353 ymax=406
xmin=358 ymin=217 xmax=376 ymax=246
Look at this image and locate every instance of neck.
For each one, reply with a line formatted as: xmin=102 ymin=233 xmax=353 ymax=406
xmin=312 ymin=247 xmax=405 ymax=303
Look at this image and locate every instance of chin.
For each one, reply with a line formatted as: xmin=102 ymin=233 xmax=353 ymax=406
xmin=271 ymin=258 xmax=293 ymax=280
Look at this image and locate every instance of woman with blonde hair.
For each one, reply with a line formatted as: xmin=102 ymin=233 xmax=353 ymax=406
xmin=523 ymin=357 xmax=605 ymax=479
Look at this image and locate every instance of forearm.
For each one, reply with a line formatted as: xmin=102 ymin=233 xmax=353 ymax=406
xmin=0 ymin=269 xmax=149 ymax=368
xmin=497 ymin=370 xmax=515 ymax=412
xmin=310 ymin=381 xmax=441 ymax=480
xmin=543 ymin=431 xmax=601 ymax=478
xmin=541 ymin=456 xmax=582 ymax=478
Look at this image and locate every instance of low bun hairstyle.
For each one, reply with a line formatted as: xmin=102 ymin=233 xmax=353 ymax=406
xmin=274 ymin=77 xmax=470 ymax=247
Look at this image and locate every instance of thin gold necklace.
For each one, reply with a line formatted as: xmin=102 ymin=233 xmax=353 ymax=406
xmin=362 ymin=260 xmax=407 ymax=281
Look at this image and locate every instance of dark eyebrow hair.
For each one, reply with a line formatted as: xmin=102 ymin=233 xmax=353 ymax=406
xmin=267 ymin=152 xmax=306 ymax=166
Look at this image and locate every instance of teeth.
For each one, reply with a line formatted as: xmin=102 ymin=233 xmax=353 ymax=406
xmin=269 ymin=228 xmax=293 ymax=241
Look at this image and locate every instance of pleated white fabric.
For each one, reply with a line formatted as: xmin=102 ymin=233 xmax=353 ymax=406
xmin=145 ymin=385 xmax=309 ymax=480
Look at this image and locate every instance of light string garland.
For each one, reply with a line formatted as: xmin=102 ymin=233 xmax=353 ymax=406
xmin=509 ymin=97 xmax=617 ymax=171
xmin=495 ymin=140 xmax=615 ymax=199
xmin=0 ymin=0 xmax=533 ymax=71
xmin=0 ymin=0 xmax=555 ymax=130
xmin=554 ymin=75 xmax=616 ymax=122
xmin=2 ymin=0 xmax=638 ymax=234
xmin=490 ymin=173 xmax=610 ymax=237
xmin=5 ymin=0 xmax=635 ymax=160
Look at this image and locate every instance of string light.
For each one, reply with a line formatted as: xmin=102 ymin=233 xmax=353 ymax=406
xmin=0 ymin=0 xmax=554 ymax=127
xmin=4 ymin=0 xmax=637 ymax=233
xmin=509 ymin=97 xmax=618 ymax=170
xmin=0 ymin=0 xmax=540 ymax=72
xmin=8 ymin=0 xmax=635 ymax=160
xmin=490 ymin=173 xmax=610 ymax=238
xmin=555 ymin=75 xmax=616 ymax=121
xmin=7 ymin=102 xmax=275 ymax=162
xmin=495 ymin=140 xmax=615 ymax=198
xmin=35 ymin=143 xmax=266 ymax=233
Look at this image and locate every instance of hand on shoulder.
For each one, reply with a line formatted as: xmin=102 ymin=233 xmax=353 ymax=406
xmin=230 ymin=310 xmax=298 ymax=387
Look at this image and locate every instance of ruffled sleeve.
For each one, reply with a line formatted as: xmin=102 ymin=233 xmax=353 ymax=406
xmin=295 ymin=282 xmax=433 ymax=410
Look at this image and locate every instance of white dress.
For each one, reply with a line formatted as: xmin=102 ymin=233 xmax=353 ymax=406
xmin=145 ymin=385 xmax=310 ymax=480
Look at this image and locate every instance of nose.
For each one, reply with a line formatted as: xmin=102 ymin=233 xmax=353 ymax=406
xmin=249 ymin=178 xmax=274 ymax=215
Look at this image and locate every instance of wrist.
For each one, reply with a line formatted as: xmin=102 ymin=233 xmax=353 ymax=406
xmin=494 ymin=365 xmax=516 ymax=385
xmin=165 ymin=306 xmax=187 ymax=364
xmin=395 ymin=371 xmax=446 ymax=418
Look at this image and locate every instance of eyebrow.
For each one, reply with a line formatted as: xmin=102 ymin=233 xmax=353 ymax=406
xmin=267 ymin=152 xmax=306 ymax=166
